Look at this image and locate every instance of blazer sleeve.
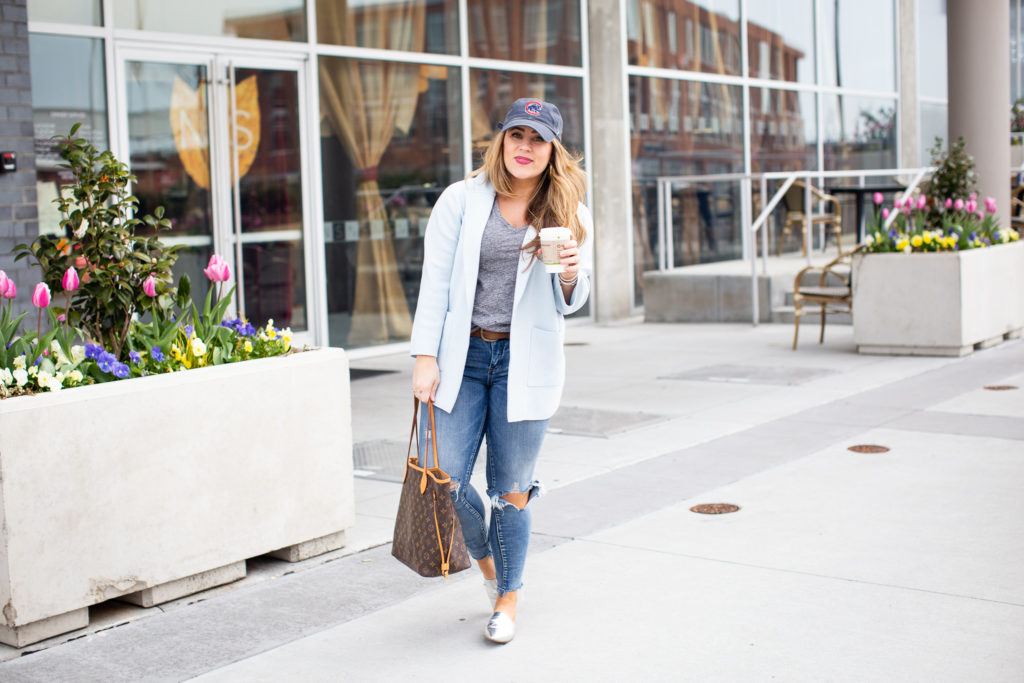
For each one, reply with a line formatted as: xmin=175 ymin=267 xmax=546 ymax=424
xmin=551 ymin=202 xmax=593 ymax=315
xmin=409 ymin=181 xmax=466 ymax=357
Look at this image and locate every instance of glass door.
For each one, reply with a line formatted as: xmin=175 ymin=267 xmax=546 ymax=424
xmin=116 ymin=48 xmax=315 ymax=343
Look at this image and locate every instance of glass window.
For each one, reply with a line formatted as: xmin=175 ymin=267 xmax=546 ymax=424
xmin=627 ymin=0 xmax=740 ymax=76
xmin=123 ymin=60 xmax=214 ymax=302
xmin=317 ymin=0 xmax=458 ymax=55
xmin=630 ymin=76 xmax=743 ymax=303
xmin=28 ymin=0 xmax=102 ymax=25
xmin=30 ymin=34 xmax=108 ymax=236
xmin=745 ymin=1 xmax=815 ymax=85
xmin=822 ymin=94 xmax=897 ymax=171
xmin=918 ymin=0 xmax=947 ymax=99
xmin=113 ymin=0 xmax=306 ymax=41
xmin=467 ymin=0 xmax=582 ymax=66
xmin=319 ymin=57 xmax=463 ymax=349
xmin=750 ymin=88 xmax=817 ymax=173
xmin=920 ymin=101 xmax=948 ymax=166
xmin=820 ymin=0 xmax=896 ymax=92
xmin=469 ymin=70 xmax=585 ymax=161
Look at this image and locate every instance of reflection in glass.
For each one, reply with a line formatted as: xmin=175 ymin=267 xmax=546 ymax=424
xmin=630 ymin=76 xmax=742 ymax=304
xmin=750 ymin=88 xmax=817 ymax=173
xmin=30 ymin=34 xmax=108 ymax=235
xmin=317 ymin=0 xmax=458 ymax=54
xmin=231 ymin=67 xmax=307 ymax=330
xmin=320 ymin=57 xmax=462 ymax=348
xmin=745 ymin=1 xmax=815 ymax=84
xmin=822 ymin=94 xmax=897 ymax=172
xmin=28 ymin=0 xmax=102 ymax=25
xmin=820 ymin=0 xmax=895 ymax=92
xmin=124 ymin=61 xmax=213 ymax=298
xmin=113 ymin=0 xmax=306 ymax=41
xmin=918 ymin=0 xmax=947 ymax=99
xmin=626 ymin=0 xmax=740 ymax=76
xmin=664 ymin=179 xmax=743 ymax=268
xmin=467 ymin=0 xmax=581 ymax=66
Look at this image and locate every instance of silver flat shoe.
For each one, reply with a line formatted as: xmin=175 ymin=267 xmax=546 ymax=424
xmin=484 ymin=611 xmax=515 ymax=644
xmin=484 ymin=578 xmax=498 ymax=607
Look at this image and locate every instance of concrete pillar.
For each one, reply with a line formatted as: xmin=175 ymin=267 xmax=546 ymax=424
xmin=947 ymin=0 xmax=1011 ymax=228
xmin=587 ymin=0 xmax=634 ymax=321
xmin=898 ymin=0 xmax=919 ymax=168
xmin=0 ymin=0 xmax=37 ymax=319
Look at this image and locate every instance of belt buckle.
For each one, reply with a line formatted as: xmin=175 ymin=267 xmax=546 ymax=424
xmin=480 ymin=328 xmax=500 ymax=342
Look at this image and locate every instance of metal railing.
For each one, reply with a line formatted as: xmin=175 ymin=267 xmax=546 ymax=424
xmin=654 ymin=167 xmax=935 ymax=325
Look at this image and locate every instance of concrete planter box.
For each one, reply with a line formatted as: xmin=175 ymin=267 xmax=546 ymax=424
xmin=0 ymin=348 xmax=354 ymax=647
xmin=852 ymin=241 xmax=1024 ymax=356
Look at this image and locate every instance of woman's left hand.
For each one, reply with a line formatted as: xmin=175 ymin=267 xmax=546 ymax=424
xmin=558 ymin=239 xmax=580 ymax=282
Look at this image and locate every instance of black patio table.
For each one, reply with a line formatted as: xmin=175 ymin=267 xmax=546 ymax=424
xmin=824 ymin=183 xmax=906 ymax=244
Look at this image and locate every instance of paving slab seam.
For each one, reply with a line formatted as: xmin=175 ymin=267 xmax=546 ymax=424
xmin=575 ymin=537 xmax=1024 ymax=609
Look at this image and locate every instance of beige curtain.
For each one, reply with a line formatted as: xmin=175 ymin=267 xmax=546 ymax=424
xmin=318 ymin=0 xmax=425 ymax=346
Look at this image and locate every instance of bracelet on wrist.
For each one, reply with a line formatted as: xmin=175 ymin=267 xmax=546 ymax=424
xmin=558 ymin=273 xmax=578 ymax=286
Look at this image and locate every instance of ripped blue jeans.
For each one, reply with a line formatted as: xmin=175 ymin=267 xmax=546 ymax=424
xmin=420 ymin=337 xmax=548 ymax=596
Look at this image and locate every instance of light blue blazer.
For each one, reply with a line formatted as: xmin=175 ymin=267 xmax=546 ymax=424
xmin=409 ymin=173 xmax=592 ymax=422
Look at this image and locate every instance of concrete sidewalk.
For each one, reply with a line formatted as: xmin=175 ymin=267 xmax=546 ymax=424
xmin=2 ymin=322 xmax=1023 ymax=681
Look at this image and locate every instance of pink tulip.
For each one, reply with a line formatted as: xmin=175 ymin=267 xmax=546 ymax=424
xmin=881 ymin=208 xmax=890 ymax=218
xmin=62 ymin=266 xmax=79 ymax=292
xmin=31 ymin=282 xmax=51 ymax=308
xmin=903 ymin=206 xmax=912 ymax=216
xmin=57 ymin=313 xmax=66 ymax=322
xmin=143 ymin=274 xmax=157 ymax=297
xmin=3 ymin=279 xmax=16 ymax=299
xmin=872 ymin=192 xmax=883 ymax=205
xmin=966 ymin=199 xmax=978 ymax=214
xmin=894 ymin=197 xmax=904 ymax=208
xmin=944 ymin=198 xmax=953 ymax=209
xmin=976 ymin=211 xmax=985 ymax=220
xmin=985 ymin=196 xmax=997 ymax=213
xmin=203 ymin=254 xmax=231 ymax=283
xmin=0 ymin=270 xmax=8 ymax=297
xmin=970 ymin=192 xmax=978 ymax=201
xmin=916 ymin=195 xmax=927 ymax=210
xmin=954 ymin=198 xmax=965 ymax=211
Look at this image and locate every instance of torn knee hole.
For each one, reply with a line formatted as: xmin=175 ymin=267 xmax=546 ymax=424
xmin=499 ymin=492 xmax=529 ymax=510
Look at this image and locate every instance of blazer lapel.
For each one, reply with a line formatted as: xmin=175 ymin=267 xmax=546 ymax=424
xmin=461 ymin=176 xmax=494 ymax=309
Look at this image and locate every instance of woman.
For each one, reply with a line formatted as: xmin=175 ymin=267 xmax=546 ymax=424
xmin=409 ymin=98 xmax=591 ymax=644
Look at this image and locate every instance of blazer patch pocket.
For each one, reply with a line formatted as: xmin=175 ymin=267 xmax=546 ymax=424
xmin=527 ymin=327 xmax=563 ymax=387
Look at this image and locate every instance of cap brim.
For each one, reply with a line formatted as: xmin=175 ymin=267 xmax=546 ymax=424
xmin=500 ymin=118 xmax=558 ymax=142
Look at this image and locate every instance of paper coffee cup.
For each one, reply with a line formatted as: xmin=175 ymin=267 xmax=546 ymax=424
xmin=540 ymin=227 xmax=572 ymax=273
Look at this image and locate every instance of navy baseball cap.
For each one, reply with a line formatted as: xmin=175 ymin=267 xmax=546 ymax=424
xmin=499 ymin=98 xmax=563 ymax=142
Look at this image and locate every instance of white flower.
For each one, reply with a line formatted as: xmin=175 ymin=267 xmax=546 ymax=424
xmin=69 ymin=370 xmax=84 ymax=384
xmin=13 ymin=368 xmax=28 ymax=387
xmin=42 ymin=374 xmax=62 ymax=392
xmin=13 ymin=355 xmax=26 ymax=370
xmin=903 ymin=245 xmax=912 ymax=254
xmin=190 ymin=337 xmax=207 ymax=356
xmin=71 ymin=345 xmax=85 ymax=362
xmin=28 ymin=365 xmax=38 ymax=378
xmin=865 ymin=234 xmax=875 ymax=246
xmin=37 ymin=370 xmax=52 ymax=385
xmin=0 ymin=368 xmax=12 ymax=386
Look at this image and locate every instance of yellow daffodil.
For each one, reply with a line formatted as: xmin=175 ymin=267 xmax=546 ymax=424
xmin=896 ymin=239 xmax=909 ymax=251
xmin=911 ymin=235 xmax=923 ymax=248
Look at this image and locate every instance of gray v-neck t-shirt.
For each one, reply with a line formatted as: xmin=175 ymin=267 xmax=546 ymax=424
xmin=471 ymin=199 xmax=527 ymax=333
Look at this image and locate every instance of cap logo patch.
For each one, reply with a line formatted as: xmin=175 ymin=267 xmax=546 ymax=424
xmin=525 ymin=101 xmax=543 ymax=116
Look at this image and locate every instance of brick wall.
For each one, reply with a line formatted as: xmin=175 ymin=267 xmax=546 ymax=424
xmin=0 ymin=0 xmax=35 ymax=316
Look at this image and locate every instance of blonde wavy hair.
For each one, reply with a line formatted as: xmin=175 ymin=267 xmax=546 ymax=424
xmin=472 ymin=129 xmax=588 ymax=253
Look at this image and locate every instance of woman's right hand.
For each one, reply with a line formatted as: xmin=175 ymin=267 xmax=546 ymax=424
xmin=412 ymin=355 xmax=440 ymax=403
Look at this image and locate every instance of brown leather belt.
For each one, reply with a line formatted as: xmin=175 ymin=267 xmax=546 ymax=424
xmin=470 ymin=328 xmax=510 ymax=342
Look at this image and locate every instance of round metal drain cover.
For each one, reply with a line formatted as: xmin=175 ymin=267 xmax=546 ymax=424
xmin=690 ymin=503 xmax=740 ymax=515
xmin=848 ymin=444 xmax=890 ymax=453
xmin=984 ymin=385 xmax=1018 ymax=391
